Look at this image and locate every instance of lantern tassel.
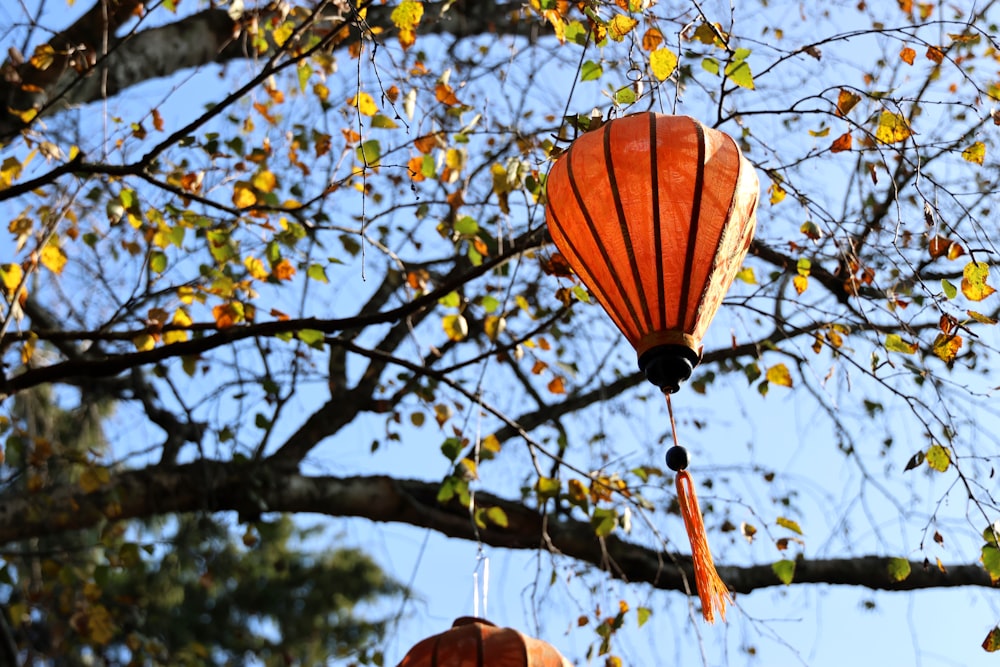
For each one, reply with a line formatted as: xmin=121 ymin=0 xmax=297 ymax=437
xmin=665 ymin=395 xmax=731 ymax=623
xmin=675 ymin=469 xmax=731 ymax=622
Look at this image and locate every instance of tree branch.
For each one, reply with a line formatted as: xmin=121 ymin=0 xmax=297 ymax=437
xmin=2 ymin=461 xmax=992 ymax=595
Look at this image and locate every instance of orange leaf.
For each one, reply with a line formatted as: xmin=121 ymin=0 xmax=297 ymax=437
xmin=836 ymin=89 xmax=861 ymax=117
xmin=830 ymin=132 xmax=852 ymax=153
xmin=435 ymin=83 xmax=461 ymax=106
xmin=414 ymin=133 xmax=442 ymax=154
xmin=272 ymin=258 xmax=297 ymax=281
xmin=547 ymin=376 xmax=566 ymax=394
xmin=899 ymin=47 xmax=916 ymax=65
xmin=926 ymin=45 xmax=944 ymax=63
xmin=642 ymin=27 xmax=664 ymax=51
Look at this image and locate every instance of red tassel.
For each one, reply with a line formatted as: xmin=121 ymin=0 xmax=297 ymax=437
xmin=675 ymin=469 xmax=731 ymax=622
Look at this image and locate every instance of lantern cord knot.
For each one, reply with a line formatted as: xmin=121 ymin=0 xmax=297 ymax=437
xmin=666 ymin=394 xmax=732 ymax=623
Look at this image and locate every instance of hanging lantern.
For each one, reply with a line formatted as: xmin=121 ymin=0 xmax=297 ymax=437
xmin=544 ymin=113 xmax=759 ymax=623
xmin=396 ymin=617 xmax=573 ymax=667
xmin=544 ymin=112 xmax=759 ymax=394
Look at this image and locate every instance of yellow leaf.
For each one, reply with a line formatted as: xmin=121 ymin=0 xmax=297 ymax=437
xmin=608 ymin=14 xmax=638 ymax=41
xmin=961 ymin=261 xmax=996 ymax=301
xmin=643 ymin=47 xmax=677 ymax=83
xmin=961 ymin=141 xmax=986 ymax=165
xmin=232 ymin=182 xmax=257 ymax=208
xmin=244 ymin=256 xmax=269 ymax=280
xmin=793 ymin=274 xmax=808 ymax=294
xmin=40 ymin=243 xmax=67 ymax=274
xmin=926 ymin=443 xmax=950 ymax=472
xmin=87 ymin=604 xmax=117 ymax=645
xmin=79 ymin=466 xmax=110 ymax=493
xmin=765 ymin=363 xmax=793 ymax=387
xmin=875 ymin=111 xmax=912 ymax=144
xmin=132 ymin=333 xmax=156 ymax=351
xmin=931 ymin=333 xmax=962 ymax=363
xmin=769 ymin=182 xmax=786 ymax=205
xmin=442 ymin=314 xmax=468 ymax=341
xmin=391 ymin=0 xmax=423 ymax=31
xmin=0 ymin=263 xmax=23 ymax=290
xmin=349 ymin=91 xmax=378 ymax=117
xmin=967 ymin=310 xmax=998 ymax=325
xmin=252 ymin=169 xmax=277 ymax=193
xmin=29 ymin=44 xmax=55 ymax=70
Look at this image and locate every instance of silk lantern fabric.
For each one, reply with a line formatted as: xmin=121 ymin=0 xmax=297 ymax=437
xmin=396 ymin=617 xmax=573 ymax=667
xmin=545 ymin=113 xmax=759 ymax=392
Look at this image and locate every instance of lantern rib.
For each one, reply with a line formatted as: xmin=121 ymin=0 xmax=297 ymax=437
xmin=603 ymin=120 xmax=654 ymax=332
xmin=561 ymin=144 xmax=645 ymax=336
xmin=648 ymin=112 xmax=667 ymax=333
xmin=677 ymin=120 xmax=707 ymax=333
xmin=546 ymin=205 xmax=635 ymax=336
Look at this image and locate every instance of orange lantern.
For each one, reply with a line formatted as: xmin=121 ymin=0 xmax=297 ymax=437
xmin=397 ymin=617 xmax=572 ymax=667
xmin=544 ymin=113 xmax=759 ymax=623
xmin=545 ymin=112 xmax=759 ymax=394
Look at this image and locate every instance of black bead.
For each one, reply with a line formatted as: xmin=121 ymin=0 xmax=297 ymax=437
xmin=665 ymin=445 xmax=689 ymax=471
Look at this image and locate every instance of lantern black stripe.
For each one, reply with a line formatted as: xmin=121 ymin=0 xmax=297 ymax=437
xmin=677 ymin=120 xmax=706 ymax=329
xmin=560 ymin=131 xmax=646 ymax=335
xmin=649 ymin=112 xmax=666 ymax=332
xmin=604 ymin=120 xmax=654 ymax=331
xmin=547 ymin=204 xmax=635 ymax=334
xmin=475 ymin=627 xmax=485 ymax=666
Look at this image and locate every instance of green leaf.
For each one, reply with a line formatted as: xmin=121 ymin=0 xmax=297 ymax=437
xmin=591 ymin=507 xmax=618 ymax=537
xmin=485 ymin=506 xmax=509 ymax=528
xmin=941 ymin=278 xmax=958 ymax=299
xmin=772 ymin=559 xmax=795 ymax=585
xmin=371 ymin=114 xmax=399 ymax=129
xmin=306 ymin=263 xmax=328 ymax=283
xmin=926 ymin=443 xmax=950 ymax=472
xmin=355 ymin=139 xmax=381 ymax=166
xmin=776 ymin=516 xmax=803 ymax=535
xmin=613 ymin=87 xmax=636 ymax=106
xmin=636 ymin=607 xmax=652 ymax=627
xmin=149 ymin=251 xmax=167 ymax=274
xmin=535 ymin=477 xmax=561 ymax=499
xmin=884 ymin=333 xmax=918 ymax=354
xmin=565 ymin=20 xmax=588 ymax=46
xmin=724 ymin=58 xmax=755 ymax=89
xmin=454 ymin=216 xmax=479 ymax=235
xmin=481 ymin=295 xmax=500 ymax=313
xmin=440 ymin=437 xmax=463 ymax=462
xmin=581 ymin=61 xmax=603 ymax=81
xmin=296 ymin=329 xmax=325 ymax=349
xmin=702 ymin=57 xmax=720 ymax=75
xmin=982 ymin=544 xmax=1000 ymax=583
xmin=983 ymin=627 xmax=1000 ymax=653
xmin=438 ymin=291 xmax=461 ymax=308
xmin=887 ymin=557 xmax=911 ymax=582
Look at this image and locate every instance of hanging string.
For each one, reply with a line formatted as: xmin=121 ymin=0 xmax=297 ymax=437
xmin=665 ymin=393 xmax=731 ymax=623
xmin=472 ymin=546 xmax=490 ymax=619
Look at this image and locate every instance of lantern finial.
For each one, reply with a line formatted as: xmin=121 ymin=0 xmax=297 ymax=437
xmin=639 ymin=345 xmax=701 ymax=393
